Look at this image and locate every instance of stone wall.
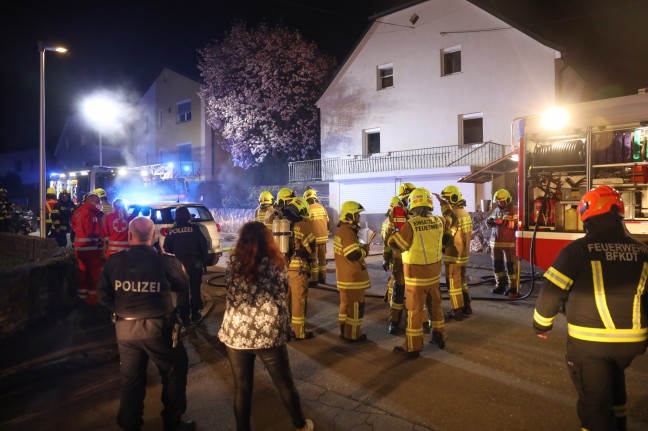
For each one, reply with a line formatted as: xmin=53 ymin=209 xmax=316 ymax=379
xmin=0 ymin=234 xmax=78 ymax=341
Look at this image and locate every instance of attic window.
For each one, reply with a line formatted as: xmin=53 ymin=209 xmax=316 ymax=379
xmin=177 ymin=100 xmax=192 ymax=123
xmin=442 ymin=46 xmax=461 ymax=76
xmin=377 ymin=64 xmax=394 ymax=90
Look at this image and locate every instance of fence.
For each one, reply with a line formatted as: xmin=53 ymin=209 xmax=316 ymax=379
xmin=288 ymin=141 xmax=506 ymax=183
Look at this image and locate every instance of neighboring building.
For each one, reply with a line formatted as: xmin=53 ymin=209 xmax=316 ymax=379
xmin=0 ymin=149 xmax=39 ymax=186
xmin=290 ymin=0 xmax=585 ymax=230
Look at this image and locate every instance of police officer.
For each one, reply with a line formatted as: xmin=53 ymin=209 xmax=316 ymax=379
xmin=163 ymin=206 xmax=208 ymax=324
xmin=97 ymin=216 xmax=196 ymax=431
xmin=533 ymin=186 xmax=648 ymax=431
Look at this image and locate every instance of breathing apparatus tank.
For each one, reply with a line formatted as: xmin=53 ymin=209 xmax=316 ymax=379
xmin=272 ymin=217 xmax=292 ymax=254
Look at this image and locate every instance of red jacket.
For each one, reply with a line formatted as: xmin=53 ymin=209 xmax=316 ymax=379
xmin=102 ymin=210 xmax=131 ymax=257
xmin=72 ymin=202 xmax=104 ymax=251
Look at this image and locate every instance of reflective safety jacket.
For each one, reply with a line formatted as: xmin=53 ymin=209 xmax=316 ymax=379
xmin=392 ymin=206 xmax=407 ymax=231
xmin=71 ymin=202 xmax=104 ymax=251
xmin=255 ymin=204 xmax=274 ymax=229
xmin=333 ymin=222 xmax=370 ymax=290
xmin=307 ymin=202 xmax=329 ymax=245
xmin=46 ymin=198 xmax=58 ymax=227
xmin=290 ymin=219 xmax=316 ymax=273
xmin=52 ymin=199 xmax=76 ymax=232
xmin=102 ymin=211 xmax=131 ymax=257
xmin=0 ymin=197 xmax=14 ymax=224
xmin=487 ymin=204 xmax=518 ymax=249
xmin=441 ymin=201 xmax=471 ymax=265
xmin=534 ymin=221 xmax=648 ymax=357
xmin=389 ymin=215 xmax=445 ymax=265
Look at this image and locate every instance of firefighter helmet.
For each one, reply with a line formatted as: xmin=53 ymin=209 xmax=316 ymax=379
xmin=388 ymin=196 xmax=403 ymax=210
xmin=47 ymin=187 xmax=56 ymax=196
xmin=303 ymin=188 xmax=318 ymax=202
xmin=340 ymin=201 xmax=365 ymax=223
xmin=290 ymin=197 xmax=310 ymax=219
xmin=398 ymin=182 xmax=416 ymax=198
xmin=441 ymin=185 xmax=463 ymax=204
xmin=276 ymin=188 xmax=295 ymax=207
xmin=93 ymin=188 xmax=107 ymax=199
xmin=408 ymin=188 xmax=433 ymax=211
xmin=258 ymin=190 xmax=274 ymax=206
xmin=577 ymin=185 xmax=624 ymax=221
xmin=493 ymin=189 xmax=512 ymax=207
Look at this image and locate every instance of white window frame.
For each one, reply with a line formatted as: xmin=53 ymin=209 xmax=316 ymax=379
xmin=442 ymin=45 xmax=461 ymax=76
xmin=177 ymin=100 xmax=192 ymax=124
xmin=364 ymin=128 xmax=381 ymax=155
xmin=377 ymin=64 xmax=394 ymax=90
xmin=459 ymin=112 xmax=483 ymax=146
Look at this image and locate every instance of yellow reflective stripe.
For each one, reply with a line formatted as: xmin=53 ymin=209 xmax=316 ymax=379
xmin=613 ymin=404 xmax=626 ymax=417
xmin=543 ymin=267 xmax=573 ymax=291
xmin=490 ymin=241 xmax=515 ymax=248
xmin=391 ymin=233 xmax=409 ymax=251
xmin=591 ymin=261 xmax=615 ymax=330
xmin=567 ymin=324 xmax=648 ymax=343
xmin=343 ymin=243 xmax=360 ymax=255
xmin=533 ymin=309 xmax=555 ymax=327
xmin=337 ymin=280 xmax=370 ymax=289
xmin=634 ymin=262 xmax=648 ymax=329
xmin=444 ymin=255 xmax=469 ymax=264
xmin=315 ymin=235 xmax=328 ymax=243
xmin=404 ymin=274 xmax=441 ymax=286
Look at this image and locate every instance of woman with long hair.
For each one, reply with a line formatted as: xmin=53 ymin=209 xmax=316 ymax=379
xmin=219 ymin=221 xmax=314 ymax=431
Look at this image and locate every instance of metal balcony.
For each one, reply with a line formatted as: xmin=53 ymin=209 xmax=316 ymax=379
xmin=288 ymin=141 xmax=507 ymax=183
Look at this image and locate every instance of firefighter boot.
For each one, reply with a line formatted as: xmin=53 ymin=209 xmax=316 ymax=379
xmin=462 ymin=292 xmax=473 ymax=315
xmin=430 ymin=330 xmax=447 ymax=349
xmin=388 ymin=321 xmax=399 ymax=335
xmin=490 ymin=281 xmax=507 ymax=295
xmin=505 ymin=288 xmax=520 ymax=299
xmin=444 ymin=308 xmax=464 ymax=322
xmin=393 ymin=346 xmax=419 ymax=358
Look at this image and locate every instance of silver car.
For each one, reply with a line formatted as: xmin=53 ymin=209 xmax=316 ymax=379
xmin=128 ymin=202 xmax=223 ymax=266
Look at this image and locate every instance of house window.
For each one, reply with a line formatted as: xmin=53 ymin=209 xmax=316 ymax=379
xmin=364 ymin=129 xmax=381 ymax=154
xmin=442 ymin=46 xmax=461 ymax=76
xmin=377 ymin=64 xmax=393 ymax=90
xmin=177 ymin=100 xmax=191 ymax=123
xmin=178 ymin=143 xmax=192 ymax=162
xmin=460 ymin=113 xmax=483 ymax=145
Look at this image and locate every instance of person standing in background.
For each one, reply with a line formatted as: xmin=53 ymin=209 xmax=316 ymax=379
xmin=486 ymin=189 xmax=519 ymax=298
xmin=303 ymin=188 xmax=329 ymax=286
xmin=102 ymin=198 xmax=132 ymax=258
xmin=71 ymin=193 xmax=104 ymax=304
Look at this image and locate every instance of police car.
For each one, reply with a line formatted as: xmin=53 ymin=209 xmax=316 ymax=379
xmin=127 ymin=202 xmax=223 ymax=265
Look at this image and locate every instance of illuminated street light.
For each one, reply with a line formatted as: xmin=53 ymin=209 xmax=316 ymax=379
xmin=39 ymin=42 xmax=67 ymax=238
xmin=82 ymin=93 xmax=121 ymax=167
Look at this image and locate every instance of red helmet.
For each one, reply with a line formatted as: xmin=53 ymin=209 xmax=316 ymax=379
xmin=577 ymin=185 xmax=624 ymax=221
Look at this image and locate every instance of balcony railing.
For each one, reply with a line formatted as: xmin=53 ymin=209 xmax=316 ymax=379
xmin=289 ymin=141 xmax=507 ymax=183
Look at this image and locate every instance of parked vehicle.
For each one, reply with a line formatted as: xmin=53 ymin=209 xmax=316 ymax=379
xmin=128 ymin=202 xmax=223 ymax=266
xmin=10 ymin=205 xmax=37 ymax=235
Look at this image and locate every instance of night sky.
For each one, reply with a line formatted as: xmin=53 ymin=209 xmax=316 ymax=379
xmin=2 ymin=0 xmax=647 ymax=156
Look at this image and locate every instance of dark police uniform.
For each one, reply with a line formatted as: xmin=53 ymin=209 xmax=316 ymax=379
xmin=97 ymin=245 xmax=191 ymax=431
xmin=52 ymin=197 xmax=76 ymax=247
xmin=163 ymin=221 xmax=208 ymax=323
xmin=534 ymin=219 xmax=648 ymax=431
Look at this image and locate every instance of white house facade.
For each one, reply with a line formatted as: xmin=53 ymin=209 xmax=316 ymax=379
xmin=302 ymin=0 xmax=584 ymax=228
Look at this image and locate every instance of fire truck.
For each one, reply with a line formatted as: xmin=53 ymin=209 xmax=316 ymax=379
xmin=49 ymin=163 xmax=189 ymax=205
xmin=515 ymin=92 xmax=648 ymax=270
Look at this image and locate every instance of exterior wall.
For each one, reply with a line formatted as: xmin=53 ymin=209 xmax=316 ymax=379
xmin=317 ymin=0 xmax=560 ymax=159
xmin=0 ymin=150 xmax=39 ymax=185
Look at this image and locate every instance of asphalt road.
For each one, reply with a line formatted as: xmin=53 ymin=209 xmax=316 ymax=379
xmin=1 ymin=255 xmax=648 ymax=430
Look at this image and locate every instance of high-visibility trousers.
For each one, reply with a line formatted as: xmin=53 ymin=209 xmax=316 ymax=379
xmin=309 ymin=243 xmax=327 ymax=284
xmin=338 ymin=288 xmax=366 ymax=340
xmin=445 ymin=263 xmax=468 ymax=310
xmin=402 ymin=261 xmax=444 ymax=353
xmin=492 ymin=246 xmax=518 ymax=290
xmin=288 ymin=270 xmax=310 ymax=339
xmin=388 ymin=254 xmax=405 ymax=324
xmin=75 ymin=249 xmax=104 ymax=304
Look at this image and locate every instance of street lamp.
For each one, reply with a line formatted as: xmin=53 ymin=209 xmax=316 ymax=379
xmin=82 ymin=94 xmax=120 ymax=167
xmin=39 ymin=42 xmax=67 ymax=238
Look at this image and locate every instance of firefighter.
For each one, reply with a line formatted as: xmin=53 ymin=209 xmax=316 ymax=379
xmin=93 ymin=188 xmax=113 ymax=216
xmin=435 ymin=185 xmax=472 ymax=321
xmin=96 ymin=216 xmax=196 ymax=431
xmin=0 ymin=188 xmax=14 ymax=232
xmin=51 ymin=189 xmax=76 ymax=247
xmin=265 ymin=187 xmax=295 ymax=229
xmin=397 ymin=182 xmax=416 ymax=210
xmin=254 ymin=190 xmax=275 ymax=229
xmin=533 ymin=185 xmax=648 ymax=431
xmin=389 ymin=187 xmax=450 ymax=357
xmin=283 ymin=197 xmax=317 ymax=340
xmin=102 ymin=198 xmax=131 ymax=258
xmin=163 ymin=206 xmax=208 ymax=325
xmin=71 ymin=193 xmax=105 ymax=304
xmin=382 ymin=196 xmax=407 ymax=335
xmin=303 ymin=188 xmax=329 ymax=286
xmin=333 ymin=201 xmax=372 ymax=342
xmin=45 ymin=187 xmax=58 ymax=238
xmin=486 ymin=188 xmax=519 ymax=298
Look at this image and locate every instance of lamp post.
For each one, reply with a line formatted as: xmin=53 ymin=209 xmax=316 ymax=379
xmin=39 ymin=42 xmax=67 ymax=238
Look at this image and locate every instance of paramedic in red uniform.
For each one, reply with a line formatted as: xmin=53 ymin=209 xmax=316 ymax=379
xmin=102 ymin=198 xmax=132 ymax=258
xmin=533 ymin=185 xmax=648 ymax=431
xmin=71 ymin=193 xmax=104 ymax=304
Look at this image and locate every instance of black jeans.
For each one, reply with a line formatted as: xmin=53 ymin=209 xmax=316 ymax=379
xmin=226 ymin=345 xmax=306 ymax=431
